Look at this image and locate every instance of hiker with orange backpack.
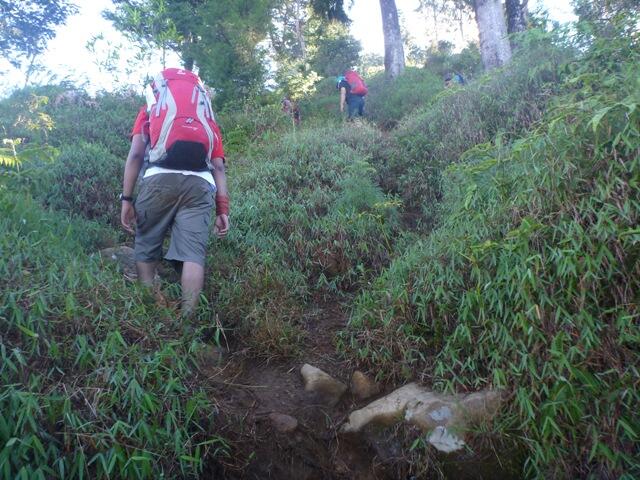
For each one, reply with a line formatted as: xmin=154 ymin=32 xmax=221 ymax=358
xmin=337 ymin=70 xmax=368 ymax=120
xmin=120 ymin=68 xmax=229 ymax=317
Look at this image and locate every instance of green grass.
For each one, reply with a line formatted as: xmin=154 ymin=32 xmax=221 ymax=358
xmin=343 ymin=27 xmax=640 ymax=478
xmin=376 ymin=30 xmax=571 ymax=227
xmin=362 ymin=67 xmax=445 ymax=129
xmin=0 ymin=188 xmax=227 ymax=478
xmin=204 ymin=123 xmax=401 ymax=356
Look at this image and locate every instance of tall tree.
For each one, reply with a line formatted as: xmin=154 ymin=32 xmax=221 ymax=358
xmin=192 ymin=0 xmax=273 ymax=106
xmin=419 ymin=0 xmax=475 ymax=48
xmin=505 ymin=0 xmax=528 ymax=42
xmin=420 ymin=0 xmax=511 ymax=71
xmin=0 ymin=0 xmax=77 ymax=70
xmin=310 ymin=0 xmax=349 ymax=23
xmin=379 ymin=0 xmax=405 ymax=78
xmin=573 ymin=0 xmax=639 ymax=37
xmin=308 ymin=21 xmax=361 ymax=76
xmin=105 ymin=0 xmax=197 ymax=70
xmin=270 ymin=0 xmax=309 ymax=61
xmin=269 ymin=0 xmax=317 ymax=101
xmin=473 ymin=0 xmax=511 ymax=69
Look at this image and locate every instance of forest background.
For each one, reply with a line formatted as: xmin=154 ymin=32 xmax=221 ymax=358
xmin=1 ymin=0 xmax=573 ymax=98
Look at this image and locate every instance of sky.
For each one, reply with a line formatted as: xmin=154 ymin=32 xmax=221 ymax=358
xmin=0 ymin=0 xmax=577 ymax=96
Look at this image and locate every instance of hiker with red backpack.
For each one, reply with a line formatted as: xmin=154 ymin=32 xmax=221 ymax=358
xmin=337 ymin=70 xmax=368 ymax=120
xmin=120 ymin=68 xmax=229 ymax=317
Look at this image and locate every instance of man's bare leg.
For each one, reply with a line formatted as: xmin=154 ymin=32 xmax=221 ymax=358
xmin=181 ymin=261 xmax=205 ymax=317
xmin=137 ymin=260 xmax=170 ymax=305
xmin=136 ymin=261 xmax=158 ymax=286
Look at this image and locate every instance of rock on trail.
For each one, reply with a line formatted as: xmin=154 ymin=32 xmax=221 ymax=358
xmin=341 ymin=382 xmax=501 ymax=453
xmin=300 ymin=363 xmax=348 ymax=407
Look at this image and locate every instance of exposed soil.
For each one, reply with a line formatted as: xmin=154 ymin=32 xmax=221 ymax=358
xmin=199 ymin=303 xmax=396 ymax=479
xmin=196 ymin=299 xmax=525 ymax=480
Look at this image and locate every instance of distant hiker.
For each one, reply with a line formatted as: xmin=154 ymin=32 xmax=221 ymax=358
xmin=281 ymin=96 xmax=293 ymax=114
xmin=120 ymin=67 xmax=229 ymax=317
xmin=445 ymin=71 xmax=465 ymax=88
xmin=337 ymin=70 xmax=368 ymax=120
xmin=453 ymin=72 xmax=465 ymax=85
xmin=292 ymin=101 xmax=301 ymax=126
xmin=281 ymin=96 xmax=301 ymax=126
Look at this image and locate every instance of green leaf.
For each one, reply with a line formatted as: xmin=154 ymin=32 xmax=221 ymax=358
xmin=18 ymin=325 xmax=39 ymax=339
xmin=590 ymin=106 xmax=612 ymax=133
xmin=5 ymin=437 xmax=19 ymax=448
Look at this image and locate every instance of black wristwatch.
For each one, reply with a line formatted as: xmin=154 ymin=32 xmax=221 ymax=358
xmin=119 ymin=193 xmax=134 ymax=202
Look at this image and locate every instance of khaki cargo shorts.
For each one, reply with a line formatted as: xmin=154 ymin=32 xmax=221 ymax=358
xmin=134 ymin=173 xmax=214 ymax=266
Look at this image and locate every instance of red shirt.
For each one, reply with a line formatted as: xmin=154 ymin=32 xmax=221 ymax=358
xmin=129 ymin=107 xmax=225 ymax=160
xmin=130 ymin=107 xmax=150 ymax=138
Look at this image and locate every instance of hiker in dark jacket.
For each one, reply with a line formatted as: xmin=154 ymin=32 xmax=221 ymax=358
xmin=337 ymin=75 xmax=365 ymax=119
xmin=445 ymin=71 xmax=465 ymax=88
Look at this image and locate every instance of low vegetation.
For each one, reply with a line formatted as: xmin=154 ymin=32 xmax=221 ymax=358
xmin=206 ymin=124 xmax=401 ymax=356
xmin=0 ymin=189 xmax=226 ymax=478
xmin=1 ymin=7 xmax=638 ymax=479
xmin=344 ymin=21 xmax=640 ymax=479
xmin=378 ymin=31 xmax=571 ymax=227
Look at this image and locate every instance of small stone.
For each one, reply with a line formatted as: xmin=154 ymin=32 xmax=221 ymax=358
xmin=197 ymin=344 xmax=226 ymax=367
xmin=300 ymin=364 xmax=347 ymax=407
xmin=99 ymin=246 xmax=137 ymax=279
xmin=269 ymin=413 xmax=298 ymax=433
xmin=351 ymin=371 xmax=379 ymax=400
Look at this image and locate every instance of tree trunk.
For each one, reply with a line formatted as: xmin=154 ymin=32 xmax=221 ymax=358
xmin=432 ymin=4 xmax=439 ymax=43
xmin=506 ymin=0 xmax=528 ymax=47
xmin=294 ymin=0 xmax=306 ymax=59
xmin=182 ymin=33 xmax=196 ymax=71
xmin=183 ymin=56 xmax=195 ymax=71
xmin=379 ymin=0 xmax=405 ymax=79
xmin=23 ymin=53 xmax=37 ymax=87
xmin=473 ymin=0 xmax=512 ymax=70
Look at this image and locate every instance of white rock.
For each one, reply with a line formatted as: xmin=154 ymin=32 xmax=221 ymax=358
xmin=300 ymin=364 xmax=347 ymax=407
xmin=460 ymin=390 xmax=502 ymax=424
xmin=405 ymin=397 xmax=462 ymax=431
xmin=341 ymin=383 xmax=425 ymax=433
xmin=342 ymin=383 xmax=501 ymax=437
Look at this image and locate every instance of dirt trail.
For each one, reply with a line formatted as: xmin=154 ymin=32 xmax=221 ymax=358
xmin=101 ymin=247 xmax=387 ymax=477
xmin=199 ymin=304 xmax=396 ymax=479
xmin=198 ymin=301 xmax=524 ymax=480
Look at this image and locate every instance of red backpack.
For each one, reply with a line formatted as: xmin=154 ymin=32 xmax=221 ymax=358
xmin=344 ymin=70 xmax=368 ymax=96
xmin=148 ymin=68 xmax=220 ymax=171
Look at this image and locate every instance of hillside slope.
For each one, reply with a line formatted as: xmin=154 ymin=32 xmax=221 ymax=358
xmin=1 ymin=16 xmax=639 ymax=480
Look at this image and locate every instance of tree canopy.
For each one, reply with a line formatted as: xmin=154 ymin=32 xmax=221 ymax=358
xmin=105 ymin=0 xmax=273 ymax=107
xmin=0 ymin=0 xmax=78 ymax=68
xmin=310 ymin=0 xmax=350 ymax=23
xmin=105 ymin=0 xmax=362 ymax=107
